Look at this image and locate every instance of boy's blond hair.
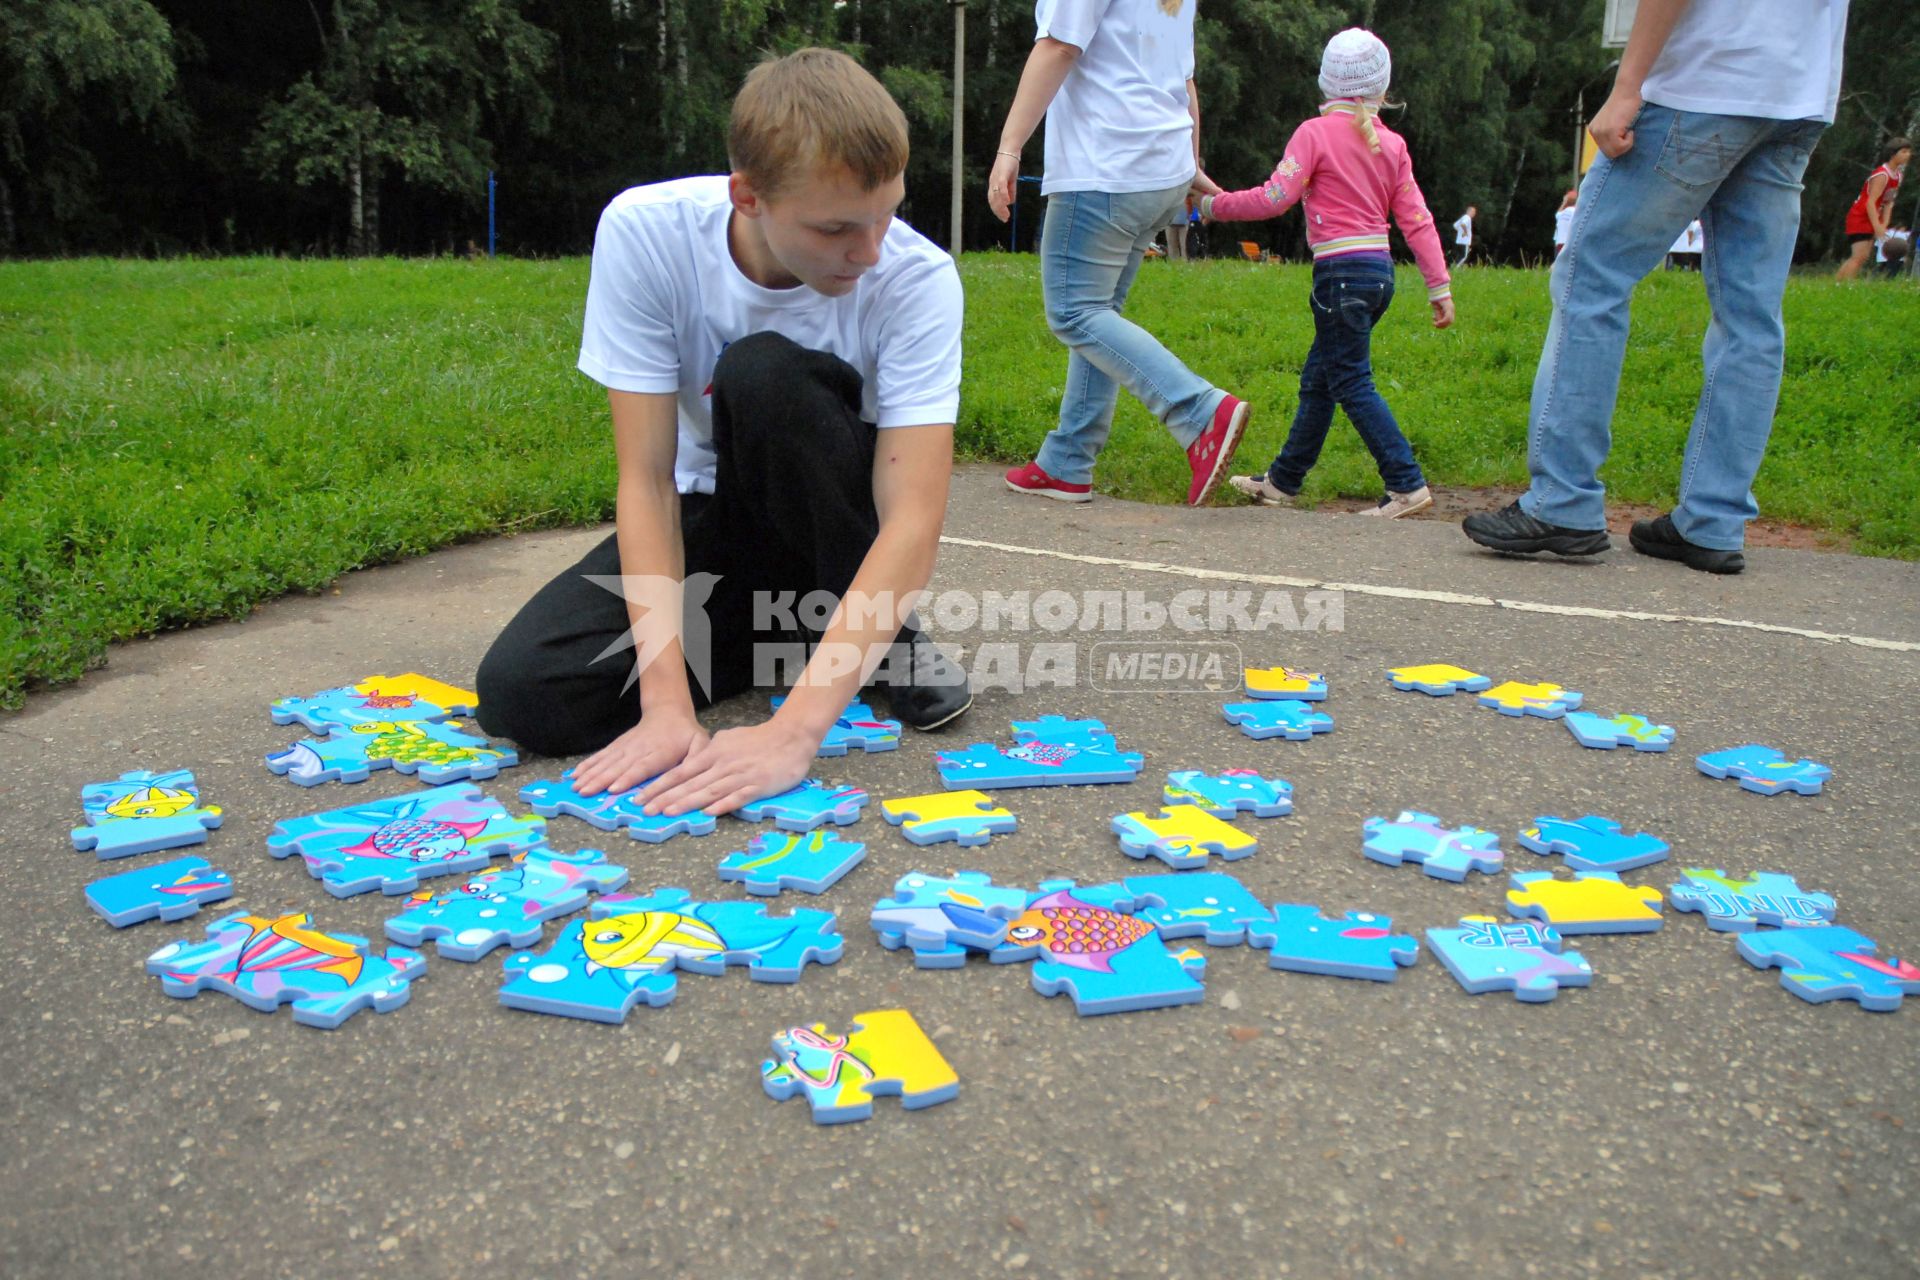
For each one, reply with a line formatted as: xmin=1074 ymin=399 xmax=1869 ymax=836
xmin=729 ymin=48 xmax=909 ymax=198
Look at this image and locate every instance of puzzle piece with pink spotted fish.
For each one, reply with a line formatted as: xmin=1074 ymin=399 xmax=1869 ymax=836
xmin=267 ymin=783 xmax=546 ymax=897
xmin=1425 ymin=916 xmax=1592 ymax=1003
xmin=1476 ymin=680 xmax=1583 ymax=719
xmin=1221 ymin=701 xmax=1334 ymax=741
xmin=270 ymin=674 xmax=475 ymax=733
xmin=383 ymin=846 xmax=630 ymax=960
xmin=85 ymin=856 xmax=235 ymax=928
xmin=991 ymin=879 xmax=1208 ymax=1016
xmin=71 ymin=769 xmax=225 ymax=860
xmin=1112 ymin=806 xmax=1257 ymax=869
xmin=265 ymin=719 xmax=517 ymax=787
xmin=1363 ymin=811 xmax=1503 ymax=882
xmin=762 ymin=1009 xmax=959 ymax=1125
xmin=517 ymin=768 xmax=718 ymax=843
xmin=1242 ymin=665 xmax=1327 ymax=701
xmin=1696 ymin=745 xmax=1831 ymax=796
xmin=1736 ymin=926 xmax=1920 ymax=1012
xmin=771 ymin=696 xmax=901 ymax=757
xmin=145 ymin=910 xmax=426 ymax=1029
xmin=1385 ymin=664 xmax=1493 ymax=696
xmin=1163 ymin=769 xmax=1293 ymax=818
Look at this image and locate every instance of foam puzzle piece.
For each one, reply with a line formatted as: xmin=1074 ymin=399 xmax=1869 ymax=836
xmin=383 ymin=846 xmax=630 ymax=960
xmin=1517 ymin=815 xmax=1671 ymax=874
xmin=265 ymin=719 xmax=518 ymax=787
xmin=1121 ymin=872 xmax=1277 ymax=946
xmin=718 ymin=830 xmax=867 ymax=895
xmin=1696 ymin=745 xmax=1832 ymax=796
xmin=992 ymin=879 xmax=1209 ymax=1016
xmin=267 ymin=783 xmax=547 ymax=898
xmin=1362 ymin=811 xmax=1503 ymax=882
xmin=85 ymin=856 xmax=235 ymax=928
xmin=1222 ymin=700 xmax=1334 ymax=741
xmin=736 ymin=778 xmax=870 ymax=830
xmin=935 ymin=741 xmax=1144 ymax=790
xmin=71 ymin=769 xmax=224 ymax=860
xmin=880 ymin=790 xmax=1018 ymax=847
xmin=498 ymin=889 xmax=843 ymax=1022
xmin=352 ymin=673 xmax=479 ymax=712
xmin=1667 ymin=869 xmax=1838 ymax=933
xmin=1243 ymin=665 xmax=1327 ymax=701
xmin=1736 ymin=926 xmax=1920 ymax=1012
xmin=1505 ymin=870 xmax=1666 ymax=935
xmin=1477 ymin=680 xmax=1584 ymax=719
xmin=1425 ymin=916 xmax=1593 ymax=1002
xmin=871 ymin=870 xmax=1030 ymax=967
xmin=1112 ymin=807 xmax=1258 ymax=869
xmin=1163 ymin=769 xmax=1293 ymax=818
xmin=516 ymin=768 xmax=719 ymax=843
xmin=145 ymin=910 xmax=426 ymax=1029
xmin=1250 ymin=904 xmax=1419 ymax=981
xmin=770 ymin=695 xmax=901 ymax=757
xmin=1011 ymin=716 xmax=1122 ymax=752
xmin=270 ymin=673 xmax=474 ymax=732
xmin=762 ymin=1009 xmax=959 ymax=1125
xmin=1563 ymin=711 xmax=1676 ymax=752
xmin=1386 ymin=664 xmax=1493 ymax=696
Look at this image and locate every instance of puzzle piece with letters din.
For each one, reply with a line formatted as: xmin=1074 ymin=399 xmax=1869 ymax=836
xmin=499 ymin=888 xmax=844 ymax=1023
xmin=718 ymin=830 xmax=866 ymax=895
xmin=1477 ymin=680 xmax=1584 ymax=719
xmin=146 ymin=910 xmax=426 ymax=1029
xmin=1736 ymin=926 xmax=1920 ymax=1012
xmin=1363 ymin=811 xmax=1503 ymax=882
xmin=270 ymin=673 xmax=476 ymax=732
xmin=1425 ymin=916 xmax=1593 ymax=1002
xmin=880 ymin=790 xmax=1018 ymax=846
xmin=1011 ymin=715 xmax=1124 ymax=752
xmin=1517 ymin=815 xmax=1670 ymax=874
xmin=1121 ymin=872 xmax=1277 ymax=947
xmin=85 ymin=856 xmax=234 ymax=928
xmin=1222 ymin=700 xmax=1334 ymax=741
xmin=1163 ymin=769 xmax=1294 ymax=818
xmin=871 ymin=870 xmax=1031 ymax=968
xmin=1505 ymin=870 xmax=1666 ymax=935
xmin=71 ymin=768 xmax=224 ymax=860
xmin=1696 ymin=745 xmax=1831 ymax=796
xmin=770 ymin=695 xmax=901 ymax=757
xmin=1242 ymin=665 xmax=1328 ymax=701
xmin=516 ymin=768 xmax=718 ymax=843
xmin=1563 ymin=711 xmax=1676 ymax=752
xmin=267 ymin=783 xmax=547 ymax=898
xmin=382 ymin=846 xmax=630 ymax=961
xmin=735 ymin=778 xmax=870 ymax=830
xmin=1385 ymin=664 xmax=1493 ymax=696
xmin=265 ymin=719 xmax=518 ymax=787
xmin=1248 ymin=904 xmax=1419 ymax=981
xmin=935 ymin=740 xmax=1143 ymax=790
xmin=762 ymin=1009 xmax=959 ymax=1125
xmin=1667 ymin=869 xmax=1837 ymax=933
xmin=991 ymin=879 xmax=1208 ymax=1016
xmin=1112 ymin=806 xmax=1258 ymax=869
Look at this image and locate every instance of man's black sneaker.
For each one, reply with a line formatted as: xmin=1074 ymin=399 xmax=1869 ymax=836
xmin=1461 ymin=501 xmax=1611 ymax=557
xmin=1629 ymin=512 xmax=1745 ymax=574
xmin=872 ymin=632 xmax=973 ymax=730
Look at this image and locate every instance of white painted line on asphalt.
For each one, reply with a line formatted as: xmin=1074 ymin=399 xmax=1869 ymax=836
xmin=939 ymin=535 xmax=1920 ymax=653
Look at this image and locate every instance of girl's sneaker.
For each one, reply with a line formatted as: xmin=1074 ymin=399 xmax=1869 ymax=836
xmin=1357 ymin=486 xmax=1434 ymax=519
xmin=1005 ymin=461 xmax=1093 ymax=502
xmin=1227 ymin=474 xmax=1300 ymax=506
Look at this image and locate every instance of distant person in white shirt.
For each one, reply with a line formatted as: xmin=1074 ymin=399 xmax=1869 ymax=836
xmin=1667 ymin=219 xmax=1703 ymax=269
xmin=1878 ymin=227 xmax=1910 ymax=278
xmin=1552 ymin=189 xmax=1577 ymax=258
xmin=1453 ymin=205 xmax=1476 ymax=265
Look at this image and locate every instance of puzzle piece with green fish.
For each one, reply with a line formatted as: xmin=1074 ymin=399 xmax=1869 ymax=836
xmin=1222 ymin=700 xmax=1334 ymax=741
xmin=718 ymin=830 xmax=866 ymax=895
xmin=935 ymin=740 xmax=1143 ymax=790
xmin=1121 ymin=872 xmax=1277 ymax=946
xmin=1476 ymin=680 xmax=1583 ymax=719
xmin=1243 ymin=665 xmax=1327 ymax=701
xmin=991 ymin=879 xmax=1208 ymax=1015
xmin=1517 ymin=815 xmax=1670 ymax=874
xmin=517 ymin=768 xmax=719 ymax=843
xmin=1736 ymin=926 xmax=1920 ymax=1012
xmin=1667 ymin=869 xmax=1837 ymax=932
xmin=267 ymin=783 xmax=546 ymax=897
xmin=383 ymin=846 xmax=630 ymax=960
xmin=1425 ymin=916 xmax=1593 ymax=1003
xmin=1696 ymin=745 xmax=1831 ymax=796
xmin=1505 ymin=870 xmax=1665 ymax=934
xmin=1249 ymin=904 xmax=1419 ymax=981
xmin=871 ymin=870 xmax=1031 ymax=968
xmin=1385 ymin=664 xmax=1492 ymax=696
xmin=71 ymin=768 xmax=224 ymax=860
xmin=145 ymin=910 xmax=426 ymax=1029
xmin=1563 ymin=711 xmax=1675 ymax=752
xmin=879 ymin=790 xmax=1018 ymax=847
xmin=771 ymin=695 xmax=901 ymax=756
xmin=1112 ymin=806 xmax=1258 ymax=869
xmin=737 ymin=778 xmax=870 ymax=830
xmin=85 ymin=856 xmax=234 ymax=928
xmin=762 ymin=1009 xmax=959 ymax=1125
xmin=1011 ymin=716 xmax=1122 ymax=752
xmin=265 ymin=719 xmax=518 ymax=787
xmin=1163 ymin=769 xmax=1293 ymax=818
xmin=1363 ymin=811 xmax=1503 ymax=882
xmin=270 ymin=673 xmax=475 ymax=733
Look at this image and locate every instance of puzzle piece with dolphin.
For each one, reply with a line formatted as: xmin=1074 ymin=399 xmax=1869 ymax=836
xmin=517 ymin=768 xmax=718 ymax=843
xmin=1517 ymin=815 xmax=1670 ymax=874
xmin=85 ymin=856 xmax=235 ymax=928
xmin=145 ymin=910 xmax=426 ymax=1029
xmin=871 ymin=870 xmax=1031 ymax=968
xmin=1163 ymin=769 xmax=1293 ymax=818
xmin=1667 ymin=869 xmax=1838 ymax=933
xmin=991 ymin=879 xmax=1208 ymax=1016
xmin=265 ymin=719 xmax=518 ymax=787
xmin=762 ymin=1009 xmax=959 ymax=1125
xmin=383 ymin=846 xmax=630 ymax=960
xmin=1696 ymin=745 xmax=1831 ymax=796
xmin=71 ymin=768 xmax=224 ymax=860
xmin=1221 ymin=701 xmax=1334 ymax=741
xmin=268 ymin=783 xmax=546 ymax=897
xmin=880 ymin=790 xmax=1018 ymax=847
xmin=718 ymin=830 xmax=867 ymax=895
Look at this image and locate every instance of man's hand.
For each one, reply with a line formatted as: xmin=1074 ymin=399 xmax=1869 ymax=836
xmin=1430 ymin=296 xmax=1455 ymax=329
xmin=1588 ymin=89 xmax=1642 ymax=159
xmin=635 ymin=719 xmax=817 ymax=819
xmin=571 ymin=708 xmax=707 ymax=798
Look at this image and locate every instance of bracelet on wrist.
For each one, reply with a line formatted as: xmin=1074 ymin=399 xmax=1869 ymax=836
xmin=995 ymin=149 xmax=1020 ymax=161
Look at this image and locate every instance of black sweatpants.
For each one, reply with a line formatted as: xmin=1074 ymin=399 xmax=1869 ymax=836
xmin=475 ymin=332 xmax=884 ymax=757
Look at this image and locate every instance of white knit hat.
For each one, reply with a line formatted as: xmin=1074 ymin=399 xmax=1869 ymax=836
xmin=1318 ymin=28 xmax=1391 ymax=101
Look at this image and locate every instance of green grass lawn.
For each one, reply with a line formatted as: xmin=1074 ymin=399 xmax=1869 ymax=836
xmin=2 ymin=255 xmax=1916 ymax=709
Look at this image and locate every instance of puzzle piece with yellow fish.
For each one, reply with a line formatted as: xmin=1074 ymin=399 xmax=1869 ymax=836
xmin=72 ymin=769 xmax=224 ymax=860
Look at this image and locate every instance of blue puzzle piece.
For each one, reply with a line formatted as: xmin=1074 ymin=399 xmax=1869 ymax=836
xmin=85 ymin=856 xmax=234 ymax=928
xmin=1362 ymin=811 xmax=1503 ymax=882
xmin=1010 ymin=716 xmax=1121 ymax=752
xmin=1563 ymin=711 xmax=1675 ymax=752
xmin=1249 ymin=904 xmax=1419 ymax=981
xmin=718 ymin=830 xmax=867 ymax=895
xmin=871 ymin=871 xmax=1030 ymax=967
xmin=71 ymin=769 xmax=224 ymax=860
xmin=935 ymin=741 xmax=1143 ymax=790
xmin=736 ymin=778 xmax=870 ymax=830
xmin=1121 ymin=873 xmax=1278 ymax=946
xmin=1667 ymin=869 xmax=1838 ymax=933
xmin=1517 ymin=814 xmax=1671 ymax=873
xmin=771 ymin=695 xmax=901 ymax=757
xmin=991 ymin=879 xmax=1207 ymax=1015
xmin=1221 ymin=701 xmax=1334 ymax=741
xmin=1163 ymin=769 xmax=1294 ymax=818
xmin=1736 ymin=926 xmax=1920 ymax=1012
xmin=382 ymin=846 xmax=630 ymax=960
xmin=1696 ymin=745 xmax=1831 ymax=796
xmin=1425 ymin=917 xmax=1593 ymax=1002
xmin=267 ymin=783 xmax=547 ymax=897
xmin=270 ymin=684 xmax=466 ymax=732
xmin=517 ymin=768 xmax=719 ymax=843
xmin=264 ymin=719 xmax=518 ymax=787
xmin=145 ymin=910 xmax=426 ymax=1029
xmin=498 ymin=889 xmax=843 ymax=1022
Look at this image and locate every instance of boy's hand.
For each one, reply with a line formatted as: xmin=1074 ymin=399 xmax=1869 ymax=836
xmin=635 ymin=719 xmax=817 ymax=819
xmin=1431 ymin=297 xmax=1455 ymax=329
xmin=1588 ymin=89 xmax=1641 ymax=159
xmin=571 ymin=708 xmax=707 ymax=798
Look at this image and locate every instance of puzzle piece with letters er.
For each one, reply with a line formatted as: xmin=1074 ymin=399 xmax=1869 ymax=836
xmin=935 ymin=740 xmax=1143 ymax=790
xmin=1477 ymin=680 xmax=1583 ymax=719
xmin=1563 ymin=711 xmax=1675 ymax=752
xmin=762 ymin=1009 xmax=959 ymax=1125
xmin=771 ymin=695 xmax=901 ymax=757
xmin=1425 ymin=916 xmax=1593 ymax=1003
xmin=736 ymin=778 xmax=870 ymax=830
xmin=1243 ymin=665 xmax=1328 ymax=701
xmin=1250 ymin=904 xmax=1419 ymax=981
xmin=383 ymin=846 xmax=630 ymax=960
xmin=85 ymin=856 xmax=235 ymax=928
xmin=516 ymin=768 xmax=719 ymax=843
xmin=871 ymin=870 xmax=1030 ymax=968
xmin=1112 ymin=807 xmax=1257 ymax=869
xmin=880 ymin=790 xmax=1017 ymax=847
xmin=1121 ymin=872 xmax=1277 ymax=946
xmin=1163 ymin=769 xmax=1293 ymax=818
xmin=71 ymin=769 xmax=224 ymax=860
xmin=1517 ymin=815 xmax=1670 ymax=873
xmin=1222 ymin=700 xmax=1334 ymax=741
xmin=1696 ymin=745 xmax=1831 ymax=796
xmin=991 ymin=879 xmax=1208 ymax=1016
xmin=1363 ymin=811 xmax=1503 ymax=882
xmin=265 ymin=719 xmax=518 ymax=787
xmin=1386 ymin=664 xmax=1493 ymax=696
xmin=1667 ymin=869 xmax=1837 ymax=932
xmin=1505 ymin=870 xmax=1665 ymax=934
xmin=146 ymin=910 xmax=426 ymax=1029
xmin=1736 ymin=926 xmax=1920 ymax=1012
xmin=268 ymin=783 xmax=547 ymax=897
xmin=718 ymin=830 xmax=867 ymax=895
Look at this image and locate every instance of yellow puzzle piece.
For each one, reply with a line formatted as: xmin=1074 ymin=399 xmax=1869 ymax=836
xmin=354 ymin=673 xmax=479 ymax=712
xmin=1112 ymin=805 xmax=1258 ymax=868
xmin=1477 ymin=680 xmax=1582 ymax=718
xmin=1243 ymin=664 xmax=1327 ymax=700
xmin=1505 ymin=872 xmax=1665 ymax=935
xmin=1386 ymin=663 xmax=1492 ymax=695
xmin=880 ymin=789 xmax=1018 ymax=846
xmin=762 ymin=1008 xmax=959 ymax=1124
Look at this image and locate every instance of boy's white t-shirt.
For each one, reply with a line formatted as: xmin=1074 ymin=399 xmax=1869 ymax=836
xmin=1640 ymin=0 xmax=1850 ymax=123
xmin=1670 ymin=220 xmax=1703 ymax=255
xmin=1035 ymin=0 xmax=1197 ymax=196
xmin=1553 ymin=206 xmax=1576 ymax=247
xmin=577 ymin=176 xmax=964 ymax=495
xmin=1453 ymin=214 xmax=1473 ymax=246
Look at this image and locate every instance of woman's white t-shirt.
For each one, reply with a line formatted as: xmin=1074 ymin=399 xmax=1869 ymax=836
xmin=1640 ymin=0 xmax=1849 ymax=123
xmin=1035 ymin=0 xmax=1197 ymax=196
xmin=577 ymin=177 xmax=964 ymax=495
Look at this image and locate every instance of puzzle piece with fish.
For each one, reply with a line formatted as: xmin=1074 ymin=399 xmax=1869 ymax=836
xmin=1222 ymin=701 xmax=1334 ymax=741
xmin=1736 ymin=926 xmax=1920 ymax=1012
xmin=1385 ymin=664 xmax=1493 ymax=696
xmin=879 ymin=790 xmax=1017 ymax=847
xmin=265 ymin=719 xmax=518 ymax=787
xmin=85 ymin=856 xmax=234 ymax=928
xmin=516 ymin=768 xmax=719 ymax=842
xmin=718 ymin=830 xmax=867 ymax=895
xmin=1363 ymin=811 xmax=1503 ymax=882
xmin=1517 ymin=815 xmax=1670 ymax=874
xmin=71 ymin=769 xmax=225 ymax=860
xmin=1251 ymin=904 xmax=1419 ymax=981
xmin=498 ymin=889 xmax=843 ymax=1022
xmin=1477 ymin=680 xmax=1583 ymax=719
xmin=1667 ymin=869 xmax=1837 ymax=933
xmin=1505 ymin=870 xmax=1665 ymax=934
xmin=1696 ymin=745 xmax=1831 ymax=796
xmin=736 ymin=778 xmax=870 ymax=830
xmin=270 ymin=673 xmax=474 ymax=733
xmin=1243 ymin=665 xmax=1327 ymax=701
xmin=1121 ymin=872 xmax=1277 ymax=946
xmin=145 ymin=910 xmax=426 ymax=1029
xmin=1112 ymin=807 xmax=1257 ymax=869
xmin=383 ymin=846 xmax=630 ymax=960
xmin=1163 ymin=769 xmax=1293 ymax=818
xmin=991 ymin=879 xmax=1209 ymax=1016
xmin=267 ymin=783 xmax=546 ymax=897
xmin=1425 ymin=916 xmax=1593 ymax=1002
xmin=771 ymin=695 xmax=901 ymax=757
xmin=1011 ymin=716 xmax=1122 ymax=752
xmin=871 ymin=871 xmax=1031 ymax=968
xmin=935 ymin=740 xmax=1143 ymax=790
xmin=1563 ymin=711 xmax=1675 ymax=752
xmin=762 ymin=1009 xmax=959 ymax=1125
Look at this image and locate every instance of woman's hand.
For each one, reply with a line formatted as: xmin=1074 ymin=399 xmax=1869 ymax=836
xmin=988 ymin=152 xmax=1020 ymax=222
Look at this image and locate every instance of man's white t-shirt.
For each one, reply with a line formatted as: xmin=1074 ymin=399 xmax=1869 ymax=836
xmin=1641 ymin=0 xmax=1850 ymax=124
xmin=1035 ymin=0 xmax=1197 ymax=196
xmin=577 ymin=176 xmax=964 ymax=496
xmin=1453 ymin=214 xmax=1473 ymax=247
xmin=1553 ymin=206 xmax=1576 ymax=248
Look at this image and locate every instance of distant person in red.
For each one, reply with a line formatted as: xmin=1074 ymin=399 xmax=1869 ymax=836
xmin=1837 ymin=136 xmax=1908 ymax=281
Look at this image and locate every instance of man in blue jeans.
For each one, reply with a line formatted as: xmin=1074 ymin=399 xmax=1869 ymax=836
xmin=1462 ymin=0 xmax=1849 ymax=575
